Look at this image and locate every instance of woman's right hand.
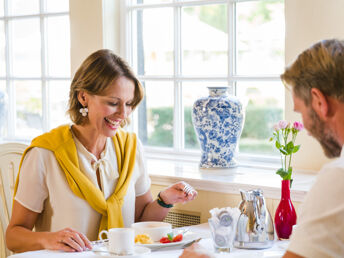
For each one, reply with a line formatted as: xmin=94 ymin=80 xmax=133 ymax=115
xmin=7 ymin=201 xmax=93 ymax=253
xmin=43 ymin=228 xmax=92 ymax=252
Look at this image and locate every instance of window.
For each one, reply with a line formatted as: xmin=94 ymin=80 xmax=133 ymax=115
xmin=126 ymin=0 xmax=285 ymax=160
xmin=0 ymin=0 xmax=70 ymax=142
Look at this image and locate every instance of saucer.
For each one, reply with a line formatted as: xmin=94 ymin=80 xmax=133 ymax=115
xmin=93 ymin=245 xmax=151 ymax=257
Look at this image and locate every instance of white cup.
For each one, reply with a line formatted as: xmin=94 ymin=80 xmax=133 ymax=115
xmin=99 ymin=228 xmax=135 ymax=255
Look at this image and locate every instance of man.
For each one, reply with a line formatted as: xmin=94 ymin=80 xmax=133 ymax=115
xmin=180 ymin=39 xmax=344 ymax=258
xmin=280 ymin=39 xmax=344 ymax=257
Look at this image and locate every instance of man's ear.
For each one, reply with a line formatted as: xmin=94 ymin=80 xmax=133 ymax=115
xmin=77 ymin=91 xmax=88 ymax=107
xmin=310 ymin=88 xmax=329 ymax=119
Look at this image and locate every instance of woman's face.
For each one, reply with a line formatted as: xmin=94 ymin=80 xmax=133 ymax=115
xmin=82 ymin=76 xmax=135 ymax=138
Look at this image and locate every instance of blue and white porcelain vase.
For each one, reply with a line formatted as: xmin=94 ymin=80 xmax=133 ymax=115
xmin=192 ymin=86 xmax=244 ymax=168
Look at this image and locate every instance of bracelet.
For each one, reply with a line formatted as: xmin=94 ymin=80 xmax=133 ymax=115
xmin=157 ymin=192 xmax=174 ymax=208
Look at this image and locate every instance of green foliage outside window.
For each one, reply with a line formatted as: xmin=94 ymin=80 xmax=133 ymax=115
xmin=146 ymin=104 xmax=282 ymax=155
xmin=241 ymin=105 xmax=282 ymax=139
xmin=239 ymin=103 xmax=282 ymax=154
xmin=184 ymin=107 xmax=199 ymax=148
xmin=184 ymin=0 xmax=283 ymax=34
xmin=147 ymin=107 xmax=173 ymax=147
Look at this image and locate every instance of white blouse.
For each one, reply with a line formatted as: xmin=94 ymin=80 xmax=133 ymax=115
xmin=15 ymin=132 xmax=151 ymax=241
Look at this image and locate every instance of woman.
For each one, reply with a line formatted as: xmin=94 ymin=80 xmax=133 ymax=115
xmin=6 ymin=49 xmax=197 ymax=253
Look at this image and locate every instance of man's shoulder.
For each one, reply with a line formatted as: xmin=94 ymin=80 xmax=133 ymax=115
xmin=320 ymin=156 xmax=344 ymax=174
xmin=308 ymin=158 xmax=344 ymax=199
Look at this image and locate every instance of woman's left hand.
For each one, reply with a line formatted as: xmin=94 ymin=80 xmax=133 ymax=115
xmin=159 ymin=181 xmax=197 ymax=205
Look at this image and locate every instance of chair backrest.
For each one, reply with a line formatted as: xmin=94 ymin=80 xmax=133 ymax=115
xmin=0 ymin=142 xmax=27 ymax=257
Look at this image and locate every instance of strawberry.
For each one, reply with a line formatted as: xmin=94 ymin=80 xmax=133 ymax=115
xmin=172 ymin=234 xmax=183 ymax=242
xmin=159 ymin=237 xmax=171 ymax=243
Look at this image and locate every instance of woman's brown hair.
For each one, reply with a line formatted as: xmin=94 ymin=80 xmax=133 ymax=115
xmin=67 ymin=49 xmax=144 ymax=125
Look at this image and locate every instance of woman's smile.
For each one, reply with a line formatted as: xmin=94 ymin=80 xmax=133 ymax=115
xmin=104 ymin=117 xmax=121 ymax=130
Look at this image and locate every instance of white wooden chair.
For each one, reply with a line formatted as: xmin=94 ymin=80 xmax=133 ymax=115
xmin=0 ymin=143 xmax=28 ymax=258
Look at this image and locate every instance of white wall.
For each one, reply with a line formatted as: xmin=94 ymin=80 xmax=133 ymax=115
xmin=70 ymin=0 xmax=103 ymax=75
xmin=69 ymin=0 xmax=121 ymax=76
xmin=69 ymin=0 xmax=344 ymax=171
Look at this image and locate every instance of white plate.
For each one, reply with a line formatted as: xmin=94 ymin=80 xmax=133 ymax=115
xmin=93 ymin=245 xmax=151 ymax=257
xmin=135 ymin=231 xmax=199 ymax=250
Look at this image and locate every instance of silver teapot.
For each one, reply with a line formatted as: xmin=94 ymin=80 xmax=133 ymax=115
xmin=234 ymin=189 xmax=274 ymax=249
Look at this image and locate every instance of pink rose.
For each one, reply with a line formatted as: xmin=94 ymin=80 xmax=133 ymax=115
xmin=278 ymin=120 xmax=289 ymax=129
xmin=273 ymin=124 xmax=280 ymax=131
xmin=293 ymin=121 xmax=304 ymax=131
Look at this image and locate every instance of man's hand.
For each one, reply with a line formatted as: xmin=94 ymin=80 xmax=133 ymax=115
xmin=179 ymin=243 xmax=215 ymax=258
xmin=283 ymin=251 xmax=304 ymax=258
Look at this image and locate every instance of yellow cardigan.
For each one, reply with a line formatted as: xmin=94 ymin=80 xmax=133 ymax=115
xmin=14 ymin=125 xmax=137 ymax=234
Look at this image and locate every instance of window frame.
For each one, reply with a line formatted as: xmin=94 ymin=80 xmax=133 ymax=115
xmin=0 ymin=0 xmax=70 ymax=142
xmin=122 ymin=0 xmax=283 ymax=167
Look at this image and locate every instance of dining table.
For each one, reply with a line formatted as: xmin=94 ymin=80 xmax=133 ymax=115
xmin=8 ymin=223 xmax=288 ymax=258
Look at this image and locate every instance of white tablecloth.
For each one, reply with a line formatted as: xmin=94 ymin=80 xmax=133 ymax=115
xmin=8 ymin=224 xmax=288 ymax=258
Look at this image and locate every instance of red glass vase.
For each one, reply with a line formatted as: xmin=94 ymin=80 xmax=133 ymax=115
xmin=274 ymin=179 xmax=297 ymax=239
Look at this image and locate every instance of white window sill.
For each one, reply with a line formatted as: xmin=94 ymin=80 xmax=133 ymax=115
xmin=146 ymin=157 xmax=317 ymax=202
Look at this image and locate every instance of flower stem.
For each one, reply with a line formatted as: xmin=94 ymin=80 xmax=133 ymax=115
xmin=277 ymin=131 xmax=284 ymax=170
xmin=284 ymin=129 xmax=288 ymax=171
xmin=288 ymin=133 xmax=297 ymax=171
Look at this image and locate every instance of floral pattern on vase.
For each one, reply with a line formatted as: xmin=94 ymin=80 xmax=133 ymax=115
xmin=192 ymin=86 xmax=244 ymax=168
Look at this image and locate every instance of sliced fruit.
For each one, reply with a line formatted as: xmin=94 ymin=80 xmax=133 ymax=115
xmin=172 ymin=234 xmax=183 ymax=242
xmin=159 ymin=237 xmax=171 ymax=243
